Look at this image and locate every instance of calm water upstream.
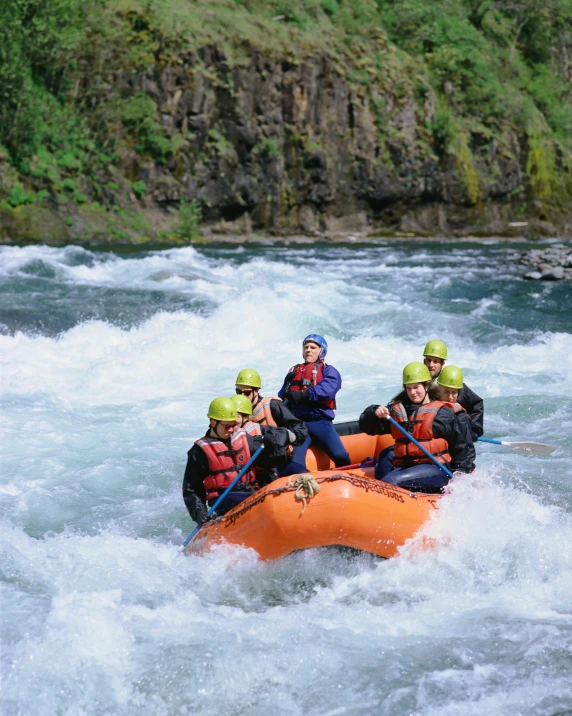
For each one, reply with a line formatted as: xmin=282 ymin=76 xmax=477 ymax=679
xmin=1 ymin=240 xmax=572 ymax=716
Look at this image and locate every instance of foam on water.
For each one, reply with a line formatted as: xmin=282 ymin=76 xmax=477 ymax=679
xmin=1 ymin=242 xmax=571 ymax=715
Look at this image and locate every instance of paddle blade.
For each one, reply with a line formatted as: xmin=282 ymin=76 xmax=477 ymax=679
xmin=503 ymin=441 xmax=557 ymax=456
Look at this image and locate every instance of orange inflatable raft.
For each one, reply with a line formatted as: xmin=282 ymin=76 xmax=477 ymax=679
xmin=185 ymin=425 xmax=441 ymax=560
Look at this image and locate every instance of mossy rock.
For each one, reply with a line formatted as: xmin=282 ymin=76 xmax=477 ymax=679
xmin=0 ymin=205 xmax=72 ymax=245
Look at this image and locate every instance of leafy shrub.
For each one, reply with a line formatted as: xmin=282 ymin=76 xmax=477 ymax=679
xmin=526 ymin=133 xmax=555 ymax=200
xmin=428 ymin=100 xmax=457 ymax=153
xmin=6 ymin=183 xmax=35 ymax=208
xmin=254 ymin=138 xmax=282 ymax=158
xmin=132 ymin=180 xmax=146 ymax=199
xmin=173 ymin=199 xmax=202 ymax=242
xmin=121 ymin=93 xmax=172 ymax=163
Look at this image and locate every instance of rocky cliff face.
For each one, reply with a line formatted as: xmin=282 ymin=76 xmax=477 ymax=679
xmin=112 ymin=41 xmax=542 ymax=237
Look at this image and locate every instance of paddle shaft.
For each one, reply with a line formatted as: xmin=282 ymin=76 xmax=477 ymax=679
xmin=387 ymin=416 xmax=454 ymax=479
xmin=180 ymin=445 xmax=264 ymax=551
xmin=477 ymin=436 xmax=556 ymax=455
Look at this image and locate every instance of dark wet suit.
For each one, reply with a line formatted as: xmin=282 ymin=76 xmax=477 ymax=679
xmin=458 ymin=383 xmax=484 ymax=442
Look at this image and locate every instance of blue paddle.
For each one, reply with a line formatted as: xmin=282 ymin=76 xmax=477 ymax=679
xmin=179 ymin=445 xmax=264 ymax=552
xmin=387 ymin=416 xmax=454 ymax=479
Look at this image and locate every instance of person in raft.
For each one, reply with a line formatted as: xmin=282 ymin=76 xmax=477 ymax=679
xmin=278 ymin=334 xmax=351 ymax=469
xmin=230 ymin=393 xmax=307 ymax=477
xmin=234 ymin=368 xmax=308 ymax=475
xmin=182 ymin=397 xmax=295 ymax=526
xmin=422 ymin=339 xmax=484 ymax=441
xmin=358 ymin=362 xmax=476 ymax=493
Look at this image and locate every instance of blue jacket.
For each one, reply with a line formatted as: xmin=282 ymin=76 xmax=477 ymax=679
xmin=278 ymin=363 xmax=342 ymax=421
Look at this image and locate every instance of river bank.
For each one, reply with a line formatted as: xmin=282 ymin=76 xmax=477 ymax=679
xmin=1 ymin=201 xmax=570 ymax=249
xmin=2 ymin=1 xmax=571 ymax=245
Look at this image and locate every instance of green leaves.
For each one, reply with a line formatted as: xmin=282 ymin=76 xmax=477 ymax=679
xmin=121 ymin=93 xmax=173 ymax=163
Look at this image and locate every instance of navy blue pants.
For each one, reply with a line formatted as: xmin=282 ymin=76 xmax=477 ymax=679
xmin=277 ymin=460 xmax=310 ymax=477
xmin=374 ymin=445 xmax=395 ymax=480
xmin=381 ymin=463 xmax=451 ymax=494
xmin=291 ymin=419 xmax=351 ymax=469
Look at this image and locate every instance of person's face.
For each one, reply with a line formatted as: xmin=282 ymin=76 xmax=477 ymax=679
xmin=303 ymin=341 xmax=321 ymax=363
xmin=235 ymin=384 xmax=258 ymax=401
xmin=210 ymin=419 xmax=236 ymax=439
xmin=423 ymin=356 xmax=445 ymax=378
xmin=236 ymin=413 xmax=248 ymax=427
xmin=438 ymin=386 xmax=459 ymax=403
xmin=406 ymin=382 xmax=428 ymax=404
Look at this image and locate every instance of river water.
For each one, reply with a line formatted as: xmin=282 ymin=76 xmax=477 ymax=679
xmin=1 ymin=240 xmax=571 ymax=715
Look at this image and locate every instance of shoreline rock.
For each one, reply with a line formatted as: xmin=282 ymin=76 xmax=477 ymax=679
xmin=520 ymin=243 xmax=572 ymax=281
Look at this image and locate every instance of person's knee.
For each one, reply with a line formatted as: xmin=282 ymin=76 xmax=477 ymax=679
xmin=333 ymin=453 xmax=351 ymax=467
xmin=393 ymin=464 xmax=450 ymax=493
xmin=375 ymin=445 xmax=395 ymax=480
xmin=278 ymin=461 xmax=308 ymax=477
xmin=379 ymin=468 xmax=400 ymax=485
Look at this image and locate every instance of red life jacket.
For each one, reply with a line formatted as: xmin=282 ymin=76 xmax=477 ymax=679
xmin=195 ymin=431 xmax=256 ymax=501
xmin=251 ymin=396 xmax=279 ymax=427
xmin=390 ymin=400 xmax=465 ymax=467
xmin=285 ymin=360 xmax=335 ymax=410
xmin=234 ymin=421 xmax=275 ymax=477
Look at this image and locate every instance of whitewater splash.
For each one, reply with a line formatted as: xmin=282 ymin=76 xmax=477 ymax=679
xmin=1 ymin=241 xmax=571 ymax=715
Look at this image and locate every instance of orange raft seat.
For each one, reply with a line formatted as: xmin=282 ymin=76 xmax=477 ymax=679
xmin=185 ymin=421 xmax=442 ymax=560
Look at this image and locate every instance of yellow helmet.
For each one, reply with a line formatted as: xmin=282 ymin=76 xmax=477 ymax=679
xmin=230 ymin=393 xmax=253 ymax=415
xmin=437 ymin=365 xmax=464 ymax=390
xmin=207 ymin=397 xmax=237 ymax=421
xmin=423 ymin=339 xmax=448 ymax=360
xmin=235 ymin=368 xmax=261 ymax=389
xmin=402 ymin=362 xmax=432 ymax=385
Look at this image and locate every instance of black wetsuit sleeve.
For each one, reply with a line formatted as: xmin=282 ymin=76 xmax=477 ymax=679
xmin=269 ymin=400 xmax=309 ymax=445
xmin=458 ymin=384 xmax=484 ymax=440
xmin=251 ymin=427 xmax=291 ymax=469
xmin=433 ymin=407 xmax=476 ymax=473
xmin=182 ymin=444 xmax=210 ymax=526
xmin=358 ymin=404 xmax=391 ymax=435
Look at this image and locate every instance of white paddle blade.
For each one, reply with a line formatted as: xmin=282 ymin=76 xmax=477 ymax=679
xmin=502 ymin=441 xmax=557 ymax=456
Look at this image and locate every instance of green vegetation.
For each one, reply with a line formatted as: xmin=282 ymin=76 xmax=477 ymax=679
xmin=121 ymin=93 xmax=172 ymax=162
xmin=253 ymin=139 xmax=282 ymax=159
xmin=173 ymin=198 xmax=202 ymax=241
xmin=1 ymin=0 xmax=571 ymax=239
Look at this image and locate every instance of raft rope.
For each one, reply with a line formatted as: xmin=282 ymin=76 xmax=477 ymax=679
xmin=286 ymin=474 xmax=321 ymax=514
xmin=220 ymin=472 xmax=410 ymax=528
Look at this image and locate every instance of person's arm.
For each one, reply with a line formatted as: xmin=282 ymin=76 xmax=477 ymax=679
xmin=458 ymin=384 xmax=484 ymax=440
xmin=269 ymin=400 xmax=308 ymax=445
xmin=277 ymin=366 xmax=296 ymax=399
xmin=182 ymin=445 xmax=210 ymax=526
xmin=248 ymin=429 xmax=290 ymax=468
xmin=433 ymin=407 xmax=476 ymax=472
xmin=359 ymin=404 xmax=391 ymax=435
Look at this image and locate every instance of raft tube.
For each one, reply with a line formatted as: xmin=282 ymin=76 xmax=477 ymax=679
xmin=185 ymin=428 xmax=441 ymax=560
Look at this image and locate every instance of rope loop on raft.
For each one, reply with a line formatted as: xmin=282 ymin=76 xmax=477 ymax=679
xmin=286 ymin=474 xmax=320 ymax=514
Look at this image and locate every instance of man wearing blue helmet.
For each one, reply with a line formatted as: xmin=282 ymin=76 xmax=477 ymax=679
xmin=278 ymin=334 xmax=351 ymax=468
